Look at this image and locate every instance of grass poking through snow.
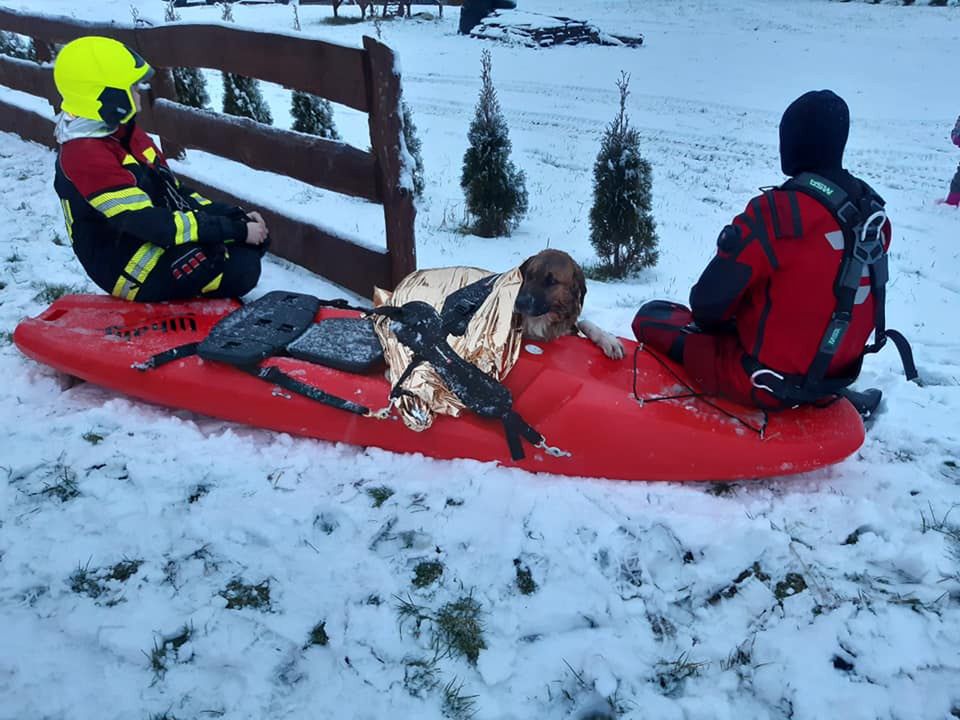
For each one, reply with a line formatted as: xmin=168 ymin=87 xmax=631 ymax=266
xmin=219 ymin=578 xmax=272 ymax=611
xmin=514 ymin=558 xmax=537 ymax=595
xmin=412 ymin=560 xmax=444 ymax=588
xmin=145 ymin=624 xmax=194 ymax=682
xmin=306 ymin=620 xmax=329 ymax=648
xmin=69 ymin=557 xmax=144 ymax=605
xmin=774 ymin=573 xmax=807 ymax=601
xmin=441 ymin=676 xmax=478 ymax=720
xmin=434 ymin=595 xmax=486 ymax=664
xmin=33 ymin=281 xmax=80 ymax=304
xmin=34 ymin=461 xmax=80 ymax=502
xmin=395 ymin=592 xmax=487 ymax=663
xmin=367 ymin=485 xmax=395 ymax=508
xmin=655 ymin=652 xmax=708 ymax=697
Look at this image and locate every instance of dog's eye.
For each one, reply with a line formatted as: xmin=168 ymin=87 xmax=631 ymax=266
xmin=544 ymin=273 xmax=556 ymax=287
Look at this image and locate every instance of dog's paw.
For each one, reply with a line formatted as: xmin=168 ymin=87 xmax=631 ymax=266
xmin=599 ymin=334 xmax=625 ymax=360
xmin=578 ymin=320 xmax=625 ymax=360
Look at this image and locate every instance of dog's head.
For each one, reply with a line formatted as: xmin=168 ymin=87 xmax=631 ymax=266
xmin=514 ymin=249 xmax=586 ymax=325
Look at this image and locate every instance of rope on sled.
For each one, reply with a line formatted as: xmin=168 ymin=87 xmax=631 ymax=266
xmin=631 ymin=344 xmax=769 ymax=438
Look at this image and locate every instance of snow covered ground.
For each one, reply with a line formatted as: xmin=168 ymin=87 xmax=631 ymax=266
xmin=1 ymin=1 xmax=959 ymax=718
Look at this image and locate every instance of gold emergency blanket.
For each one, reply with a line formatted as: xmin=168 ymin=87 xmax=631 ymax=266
xmin=372 ymin=266 xmax=523 ymax=431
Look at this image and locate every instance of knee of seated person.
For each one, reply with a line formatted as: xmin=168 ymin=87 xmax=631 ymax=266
xmin=632 ymin=300 xmax=693 ymax=332
xmin=222 ymin=251 xmax=262 ymax=297
xmin=235 ymin=257 xmax=262 ymax=296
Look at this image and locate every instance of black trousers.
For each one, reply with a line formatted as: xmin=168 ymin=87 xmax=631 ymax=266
xmin=136 ymin=242 xmax=262 ymax=302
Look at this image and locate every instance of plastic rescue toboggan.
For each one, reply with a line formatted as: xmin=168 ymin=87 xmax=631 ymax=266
xmin=13 ymin=294 xmax=866 ymax=481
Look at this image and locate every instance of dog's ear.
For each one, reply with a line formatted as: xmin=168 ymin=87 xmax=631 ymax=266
xmin=519 ymin=255 xmax=532 ymax=278
xmin=574 ymin=262 xmax=587 ymax=307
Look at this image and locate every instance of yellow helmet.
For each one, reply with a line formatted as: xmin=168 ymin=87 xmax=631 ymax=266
xmin=53 ymin=36 xmax=154 ymax=127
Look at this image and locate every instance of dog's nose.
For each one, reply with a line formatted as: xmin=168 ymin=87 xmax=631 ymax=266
xmin=514 ymin=293 xmax=535 ymax=314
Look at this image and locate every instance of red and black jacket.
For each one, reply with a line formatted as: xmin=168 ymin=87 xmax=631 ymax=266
xmin=54 ymin=122 xmax=248 ymax=300
xmin=689 ymin=172 xmax=891 ymax=382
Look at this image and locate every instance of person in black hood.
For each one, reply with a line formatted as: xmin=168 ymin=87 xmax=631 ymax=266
xmin=779 ymin=89 xmax=849 ymax=177
xmin=779 ymin=89 xmax=860 ymax=197
xmin=630 ymin=90 xmax=895 ymax=410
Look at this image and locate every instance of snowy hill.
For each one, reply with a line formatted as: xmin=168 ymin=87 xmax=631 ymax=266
xmin=0 ymin=1 xmax=958 ymax=719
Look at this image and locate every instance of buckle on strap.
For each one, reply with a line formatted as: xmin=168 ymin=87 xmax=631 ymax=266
xmin=854 ymin=209 xmax=887 ymax=265
xmin=535 ymin=438 xmax=572 ymax=458
xmin=837 ymin=200 xmax=859 ymax=226
xmin=750 ymin=367 xmax=784 ymax=394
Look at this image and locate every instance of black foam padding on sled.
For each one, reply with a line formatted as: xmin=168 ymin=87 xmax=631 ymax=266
xmin=287 ymin=317 xmax=384 ymax=374
xmin=198 ymin=291 xmax=320 ymax=366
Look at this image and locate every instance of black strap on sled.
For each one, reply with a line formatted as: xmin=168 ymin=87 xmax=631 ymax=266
xmin=133 ymin=341 xmax=200 ymax=371
xmin=747 ymin=173 xmax=918 ymax=408
xmin=248 ymin=364 xmax=369 ymax=415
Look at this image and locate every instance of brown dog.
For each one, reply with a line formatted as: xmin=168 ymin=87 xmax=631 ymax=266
xmin=515 ymin=249 xmax=624 ymax=359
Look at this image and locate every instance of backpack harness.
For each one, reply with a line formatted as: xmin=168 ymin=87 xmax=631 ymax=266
xmin=744 ymin=172 xmax=918 ymax=407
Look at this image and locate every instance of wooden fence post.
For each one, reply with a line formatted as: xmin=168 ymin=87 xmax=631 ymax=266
xmin=129 ymin=28 xmax=185 ymax=161
xmin=31 ymin=37 xmax=54 ymax=63
xmin=363 ymin=36 xmax=416 ymax=288
xmin=145 ymin=67 xmax=186 ymax=160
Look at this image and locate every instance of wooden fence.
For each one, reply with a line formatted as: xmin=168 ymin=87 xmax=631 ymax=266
xmin=0 ymin=8 xmax=417 ymax=298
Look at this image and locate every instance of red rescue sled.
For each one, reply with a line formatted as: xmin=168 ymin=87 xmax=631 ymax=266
xmin=13 ymin=294 xmax=865 ymax=481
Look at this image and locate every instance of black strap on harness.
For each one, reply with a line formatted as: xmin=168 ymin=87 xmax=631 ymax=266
xmin=368 ymin=300 xmax=544 ymax=461
xmin=134 ymin=286 xmax=546 ymax=461
xmin=747 ymin=173 xmax=918 ymax=407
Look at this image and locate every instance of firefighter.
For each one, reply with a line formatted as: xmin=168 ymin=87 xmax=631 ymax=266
xmin=632 ymin=90 xmax=904 ymax=410
xmin=52 ymin=35 xmax=267 ymax=303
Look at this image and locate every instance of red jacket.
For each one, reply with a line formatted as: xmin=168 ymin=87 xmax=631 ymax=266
xmin=690 ymin=177 xmax=891 ymax=380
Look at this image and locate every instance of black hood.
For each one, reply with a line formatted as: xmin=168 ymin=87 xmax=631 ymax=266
xmin=779 ymin=90 xmax=850 ymax=177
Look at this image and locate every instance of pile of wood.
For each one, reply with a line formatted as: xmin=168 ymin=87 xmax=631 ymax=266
xmin=470 ymin=10 xmax=643 ymax=48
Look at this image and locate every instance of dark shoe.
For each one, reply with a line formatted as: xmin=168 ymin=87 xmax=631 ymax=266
xmin=840 ymin=387 xmax=883 ymax=419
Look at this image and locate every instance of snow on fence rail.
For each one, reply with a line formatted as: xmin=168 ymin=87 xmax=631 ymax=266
xmin=0 ymin=8 xmax=416 ymax=298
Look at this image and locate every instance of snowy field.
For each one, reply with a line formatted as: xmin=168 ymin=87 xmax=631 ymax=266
xmin=1 ymin=1 xmax=959 ymax=718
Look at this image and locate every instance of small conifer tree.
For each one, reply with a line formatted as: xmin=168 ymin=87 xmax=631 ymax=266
xmin=173 ymin=67 xmax=210 ymax=110
xmin=401 ymin=100 xmax=425 ymax=198
xmin=165 ymin=2 xmax=209 ymax=109
xmin=223 ymin=74 xmax=273 ymax=125
xmin=460 ymin=49 xmax=527 ymax=237
xmin=219 ymin=3 xmax=273 ymax=125
xmin=291 ymin=91 xmax=339 ymax=139
xmin=289 ymin=8 xmax=338 ymax=140
xmin=0 ymin=31 xmax=36 ymax=61
xmin=588 ymin=72 xmax=658 ymax=277
xmin=163 ymin=3 xmax=208 ymax=109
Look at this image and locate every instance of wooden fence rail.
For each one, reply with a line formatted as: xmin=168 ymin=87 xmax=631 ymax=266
xmin=0 ymin=8 xmax=416 ymax=298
